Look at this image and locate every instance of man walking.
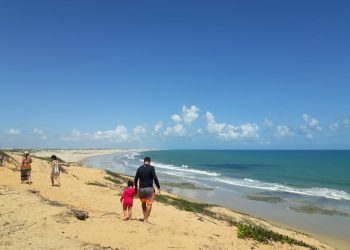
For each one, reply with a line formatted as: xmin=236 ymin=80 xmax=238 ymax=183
xmin=134 ymin=157 xmax=160 ymax=223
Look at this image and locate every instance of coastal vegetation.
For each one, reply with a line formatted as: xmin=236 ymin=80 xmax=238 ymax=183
xmin=156 ymin=194 xmax=318 ymax=250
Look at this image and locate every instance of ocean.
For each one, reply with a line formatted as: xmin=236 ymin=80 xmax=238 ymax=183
xmin=84 ymin=150 xmax=350 ymax=248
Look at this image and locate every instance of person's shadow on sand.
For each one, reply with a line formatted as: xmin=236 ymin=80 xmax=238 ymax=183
xmin=137 ymin=218 xmax=154 ymax=225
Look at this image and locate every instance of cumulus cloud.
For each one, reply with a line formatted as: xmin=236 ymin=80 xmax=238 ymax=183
xmin=92 ymin=126 xmax=129 ymax=141
xmin=206 ymin=112 xmax=226 ymax=134
xmin=163 ymin=105 xmax=199 ymax=138
xmin=170 ymin=105 xmax=200 ymax=125
xmin=299 ymin=125 xmax=313 ymax=139
xmin=303 ymin=114 xmax=322 ymax=131
xmin=131 ymin=126 xmax=146 ymax=141
xmin=263 ymin=118 xmax=275 ymax=127
xmin=329 ymin=123 xmax=339 ymax=131
xmin=171 ymin=114 xmax=182 ymax=123
xmin=240 ymin=123 xmax=260 ymax=138
xmin=6 ymin=129 xmax=21 ymax=135
xmin=153 ymin=122 xmax=163 ymax=134
xmin=32 ymin=128 xmax=48 ymax=140
xmin=133 ymin=126 xmax=146 ymax=135
xmin=344 ymin=118 xmax=350 ymax=128
xmin=164 ymin=124 xmax=186 ymax=137
xmin=182 ymin=105 xmax=200 ymax=124
xmin=274 ymin=125 xmax=293 ymax=138
xmin=205 ymin=112 xmax=259 ymax=140
xmin=299 ymin=114 xmax=322 ymax=138
xmin=60 ymin=126 xmax=130 ymax=142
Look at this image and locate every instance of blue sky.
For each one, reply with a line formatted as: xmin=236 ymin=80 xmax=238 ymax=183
xmin=0 ymin=1 xmax=349 ymax=149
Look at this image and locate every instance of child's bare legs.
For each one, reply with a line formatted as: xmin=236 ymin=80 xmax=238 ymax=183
xmin=123 ymin=207 xmax=129 ymax=220
xmin=128 ymin=206 xmax=133 ymax=220
xmin=56 ymin=176 xmax=61 ymax=186
xmin=51 ymin=177 xmax=54 ymax=186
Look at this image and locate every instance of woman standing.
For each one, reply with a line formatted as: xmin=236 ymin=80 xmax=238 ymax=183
xmin=50 ymin=155 xmax=61 ymax=187
xmin=21 ymin=151 xmax=32 ymax=184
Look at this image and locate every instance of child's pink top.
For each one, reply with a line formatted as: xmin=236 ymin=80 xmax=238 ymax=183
xmin=120 ymin=187 xmax=137 ymax=206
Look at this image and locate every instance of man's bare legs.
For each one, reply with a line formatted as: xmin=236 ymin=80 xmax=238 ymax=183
xmin=141 ymin=202 xmax=152 ymax=223
xmin=142 ymin=202 xmax=147 ymax=219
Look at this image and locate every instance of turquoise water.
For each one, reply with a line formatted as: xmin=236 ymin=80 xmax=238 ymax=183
xmin=141 ymin=150 xmax=350 ymax=200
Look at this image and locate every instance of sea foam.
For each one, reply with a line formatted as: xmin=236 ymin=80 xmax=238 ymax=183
xmin=214 ymin=177 xmax=350 ymax=201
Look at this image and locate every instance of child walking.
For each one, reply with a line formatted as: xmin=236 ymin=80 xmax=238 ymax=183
xmin=50 ymin=155 xmax=61 ymax=187
xmin=120 ymin=180 xmax=137 ymax=221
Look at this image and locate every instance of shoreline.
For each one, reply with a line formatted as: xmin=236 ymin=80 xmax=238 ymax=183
xmin=0 ymin=149 xmax=338 ymax=249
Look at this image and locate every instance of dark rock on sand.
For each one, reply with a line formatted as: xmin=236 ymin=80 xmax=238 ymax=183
xmin=71 ymin=209 xmax=89 ymax=220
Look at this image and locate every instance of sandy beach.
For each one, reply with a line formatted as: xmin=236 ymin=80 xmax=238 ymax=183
xmin=31 ymin=149 xmax=138 ymax=163
xmin=0 ymin=150 xmax=334 ymax=250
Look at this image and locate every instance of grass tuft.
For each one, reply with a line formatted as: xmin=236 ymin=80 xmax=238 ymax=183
xmin=290 ymin=205 xmax=350 ymax=217
xmin=245 ymin=195 xmax=284 ymax=203
xmin=105 ymin=170 xmax=130 ymax=181
xmin=104 ymin=176 xmax=122 ymax=185
xmin=85 ymin=181 xmax=107 ymax=187
xmin=156 ymin=194 xmax=216 ymax=216
xmin=236 ymin=224 xmax=318 ymax=249
xmin=155 ymin=194 xmax=318 ymax=250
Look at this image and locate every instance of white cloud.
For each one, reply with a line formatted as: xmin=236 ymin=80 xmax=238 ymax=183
xmin=240 ymin=123 xmax=259 ymax=138
xmin=60 ymin=126 xmax=130 ymax=142
xmin=163 ymin=105 xmax=199 ymax=137
xmin=274 ymin=125 xmax=293 ymax=138
xmin=6 ymin=129 xmax=21 ymax=135
xmin=303 ymin=114 xmax=322 ymax=131
xmin=197 ymin=128 xmax=203 ymax=134
xmin=59 ymin=129 xmax=81 ymax=141
xmin=205 ymin=112 xmax=259 ymax=140
xmin=344 ymin=118 xmax=350 ymax=128
xmin=92 ymin=126 xmax=129 ymax=141
xmin=72 ymin=129 xmax=82 ymax=137
xmin=164 ymin=123 xmax=186 ymax=137
xmin=32 ymin=128 xmax=48 ymax=140
xmin=171 ymin=114 xmax=182 ymax=123
xmin=263 ymin=118 xmax=275 ymax=127
xmin=182 ymin=105 xmax=200 ymax=124
xmin=299 ymin=114 xmax=322 ymax=138
xmin=299 ymin=125 xmax=312 ymax=139
xmin=206 ymin=112 xmax=226 ymax=134
xmin=305 ymin=133 xmax=313 ymax=139
xmin=132 ymin=126 xmax=147 ymax=141
xmin=218 ymin=125 xmax=240 ymax=140
xmin=133 ymin=126 xmax=146 ymax=135
xmin=329 ymin=123 xmax=339 ymax=131
xmin=153 ymin=122 xmax=163 ymax=134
